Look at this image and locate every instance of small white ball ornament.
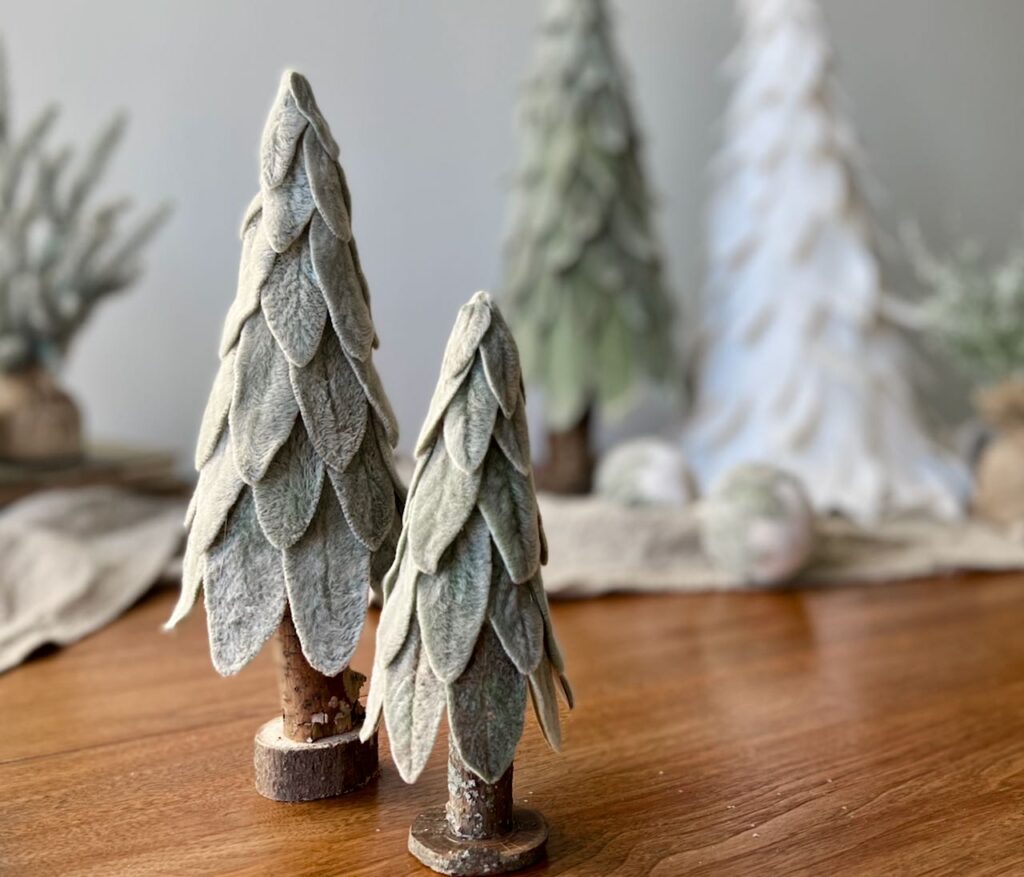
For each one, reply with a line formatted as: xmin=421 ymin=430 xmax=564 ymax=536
xmin=699 ymin=463 xmax=816 ymax=585
xmin=595 ymin=438 xmax=697 ymax=508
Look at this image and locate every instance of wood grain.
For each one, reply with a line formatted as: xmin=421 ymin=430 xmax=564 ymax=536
xmin=2 ymin=575 xmax=1024 ymax=876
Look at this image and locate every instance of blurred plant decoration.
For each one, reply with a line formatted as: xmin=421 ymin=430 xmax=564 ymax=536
xmin=363 ymin=292 xmax=572 ymax=875
xmin=502 ymin=0 xmax=675 ymax=495
xmin=0 ymin=40 xmax=168 ymax=462
xmin=682 ymin=0 xmax=968 ymax=525
xmin=166 ymin=71 xmax=403 ymax=802
xmin=907 ymin=226 xmax=1024 ymax=524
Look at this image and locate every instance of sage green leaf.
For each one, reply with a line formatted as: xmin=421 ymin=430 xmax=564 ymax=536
xmin=447 ymin=624 xmax=526 ymax=784
xmin=284 ymin=485 xmax=370 ymax=676
xmin=165 ymin=537 xmax=204 ymax=630
xmin=478 ymin=446 xmax=541 ymax=584
xmin=361 ymin=657 xmax=385 ymax=741
xmin=262 ymin=149 xmax=314 ymax=254
xmin=417 ymin=511 xmax=493 ymax=683
xmin=239 ymin=193 xmax=262 ymax=237
xmin=230 ymin=310 xmax=300 ymax=483
xmin=328 ymin=416 xmax=396 ymax=551
xmin=253 ymin=421 xmax=325 ymax=550
xmin=384 ymin=624 xmax=447 ymax=784
xmin=377 ymin=539 xmax=418 ymax=667
xmin=527 ymin=574 xmax=566 ymax=675
xmin=348 ymin=354 xmax=400 ymax=449
xmin=194 ymin=346 xmax=236 ymax=470
xmin=204 ymin=489 xmax=287 ymax=676
xmin=188 ymin=430 xmax=245 ymax=555
xmin=488 ymin=560 xmax=543 ymax=675
xmin=442 ymin=292 xmax=492 ymax=378
xmin=492 ymin=400 xmax=531 ymax=476
xmin=596 ymin=309 xmax=633 ymax=406
xmin=407 ymin=436 xmax=481 ymax=575
xmin=370 ymin=504 xmax=403 ymax=604
xmin=443 ymin=357 xmax=499 ymax=474
xmin=219 ymin=222 xmax=277 ymax=357
xmin=308 ymin=213 xmax=374 ymax=361
xmin=542 ymin=303 xmax=591 ymax=432
xmin=414 ymin=362 xmax=471 ymax=458
xmin=303 ymin=126 xmax=351 ymax=241
xmin=291 ymin=330 xmax=368 ymax=472
xmin=288 ymin=70 xmax=340 ymax=159
xmin=539 ymin=510 xmax=549 ymax=566
xmin=260 ymin=236 xmax=327 ymax=367
xmin=260 ymin=77 xmax=308 ymax=189
xmin=528 ymin=653 xmax=562 ymax=751
xmin=479 ymin=309 xmax=521 ymax=418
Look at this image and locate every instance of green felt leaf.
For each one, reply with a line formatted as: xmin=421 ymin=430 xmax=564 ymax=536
xmin=478 ymin=446 xmax=541 ymax=584
xmin=303 ymin=126 xmax=351 ymax=242
xmin=479 ymin=308 xmax=522 ymax=418
xmin=443 ymin=357 xmax=499 ymax=474
xmin=328 ymin=414 xmax=396 ymax=551
xmin=259 ymin=78 xmax=307 ymax=189
xmin=252 ymin=420 xmax=325 ymax=550
xmin=262 ymin=149 xmax=314 ymax=254
xmin=194 ymin=346 xmax=236 ymax=470
xmin=528 ymin=653 xmax=563 ymax=751
xmin=219 ymin=221 xmax=277 ymax=357
xmin=489 ymin=559 xmax=543 ymax=676
xmin=376 ymin=538 xmax=418 ymax=668
xmin=260 ymin=236 xmax=327 ymax=368
xmin=492 ymin=398 xmax=532 ymax=476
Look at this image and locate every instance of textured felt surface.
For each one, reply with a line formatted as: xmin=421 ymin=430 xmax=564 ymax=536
xmin=362 ymin=292 xmax=570 ymax=785
xmin=170 ymin=71 xmax=403 ymax=677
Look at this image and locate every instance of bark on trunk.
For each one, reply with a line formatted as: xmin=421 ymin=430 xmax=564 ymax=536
xmin=535 ymin=407 xmax=594 ymax=495
xmin=273 ymin=610 xmax=365 ymax=743
xmin=445 ymin=740 xmax=514 ymax=840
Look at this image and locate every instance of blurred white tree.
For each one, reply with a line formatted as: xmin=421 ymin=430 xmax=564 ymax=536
xmin=683 ymin=0 xmax=968 ymax=523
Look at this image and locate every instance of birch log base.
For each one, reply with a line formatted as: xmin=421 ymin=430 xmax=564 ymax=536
xmin=253 ymin=718 xmax=378 ymax=802
xmin=409 ymin=808 xmax=547 ymax=876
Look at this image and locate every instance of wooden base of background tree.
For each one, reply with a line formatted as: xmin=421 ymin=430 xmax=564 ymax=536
xmin=0 ymin=367 xmax=83 ymax=463
xmin=534 ymin=408 xmax=593 ymax=495
xmin=407 ymin=743 xmax=548 ymax=876
xmin=254 ymin=611 xmax=378 ymax=802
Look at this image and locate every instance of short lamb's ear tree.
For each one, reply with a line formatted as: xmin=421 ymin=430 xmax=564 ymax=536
xmin=362 ymin=291 xmax=572 ymax=875
xmin=502 ymin=0 xmax=675 ymax=495
xmin=166 ymin=70 xmax=402 ymax=801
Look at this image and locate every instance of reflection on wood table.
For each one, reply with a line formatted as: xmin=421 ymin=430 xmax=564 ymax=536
xmin=3 ymin=575 xmax=1024 ymax=876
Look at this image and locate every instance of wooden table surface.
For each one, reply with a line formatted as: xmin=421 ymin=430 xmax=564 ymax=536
xmin=3 ymin=575 xmax=1024 ymax=876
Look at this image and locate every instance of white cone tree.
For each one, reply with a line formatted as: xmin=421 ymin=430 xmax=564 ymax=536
xmin=683 ymin=0 xmax=968 ymax=523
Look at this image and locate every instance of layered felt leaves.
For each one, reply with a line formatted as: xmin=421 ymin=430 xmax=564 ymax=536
xmin=167 ymin=71 xmax=403 ymax=678
xmin=362 ymin=292 xmax=571 ymax=785
xmin=502 ymin=0 xmax=675 ymax=430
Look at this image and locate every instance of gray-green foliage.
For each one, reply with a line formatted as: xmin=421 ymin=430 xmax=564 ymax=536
xmin=906 ymin=225 xmax=1024 ymax=386
xmin=502 ymin=0 xmax=674 ymax=431
xmin=362 ymin=292 xmax=573 ymax=785
xmin=0 ymin=40 xmax=168 ymax=372
xmin=167 ymin=71 xmax=403 ymax=678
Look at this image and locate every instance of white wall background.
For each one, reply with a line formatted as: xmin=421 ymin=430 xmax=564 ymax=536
xmin=3 ymin=0 xmax=1023 ymax=467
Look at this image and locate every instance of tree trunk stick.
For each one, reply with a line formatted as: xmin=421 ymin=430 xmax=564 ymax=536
xmin=445 ymin=739 xmax=514 ymax=840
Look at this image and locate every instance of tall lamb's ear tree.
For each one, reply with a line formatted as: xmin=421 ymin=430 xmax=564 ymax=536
xmin=683 ymin=0 xmax=968 ymax=524
xmin=362 ymin=291 xmax=572 ymax=876
xmin=0 ymin=38 xmax=169 ymax=462
xmin=166 ymin=71 xmax=402 ymax=802
xmin=502 ymin=0 xmax=675 ymax=495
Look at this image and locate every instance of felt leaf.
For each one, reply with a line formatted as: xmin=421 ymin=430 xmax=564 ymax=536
xmin=478 ymin=446 xmax=541 ymax=584
xmin=194 ymin=346 xmax=236 ymax=470
xmin=528 ymin=654 xmax=563 ymax=751
xmin=447 ymin=624 xmax=526 ymax=784
xmin=187 ymin=430 xmax=245 ymax=556
xmin=308 ymin=213 xmax=374 ymax=361
xmin=442 ymin=293 xmax=492 ymax=378
xmin=479 ymin=308 xmax=522 ymax=418
xmin=291 ymin=330 xmax=368 ymax=472
xmin=204 ymin=489 xmax=287 ymax=676
xmin=407 ymin=436 xmax=481 ymax=575
xmin=260 ymin=79 xmax=308 ymax=189
xmin=328 ymin=416 xmax=396 ymax=551
xmin=383 ymin=624 xmax=447 ymax=784
xmin=240 ymin=194 xmax=262 ymax=237
xmin=376 ymin=539 xmax=418 ymax=667
xmin=443 ymin=357 xmax=499 ymax=474
xmin=259 ymin=236 xmax=327 ymax=367
xmin=219 ymin=222 xmax=277 ymax=357
xmin=414 ymin=362 xmax=471 ymax=458
xmin=489 ymin=561 xmax=544 ymax=675
xmin=288 ymin=70 xmax=340 ymax=159
xmin=539 ymin=511 xmax=549 ymax=566
xmin=492 ymin=400 xmax=532 ymax=476
xmin=348 ymin=354 xmax=400 ymax=449
xmin=303 ymin=126 xmax=351 ymax=241
xmin=417 ymin=512 xmax=493 ymax=683
xmin=262 ymin=151 xmax=314 ymax=254
xmin=252 ymin=421 xmax=325 ymax=550
xmin=230 ymin=311 xmax=300 ymax=483
xmin=165 ymin=538 xmax=204 ymax=630
xmin=284 ymin=485 xmax=370 ymax=676
xmin=370 ymin=506 xmax=403 ymax=604
xmin=527 ymin=575 xmax=565 ymax=674
xmin=361 ymin=662 xmax=385 ymax=740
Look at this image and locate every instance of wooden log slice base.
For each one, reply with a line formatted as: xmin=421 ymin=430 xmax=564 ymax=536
xmin=253 ymin=716 xmax=378 ymax=802
xmin=408 ymin=807 xmax=548 ymax=876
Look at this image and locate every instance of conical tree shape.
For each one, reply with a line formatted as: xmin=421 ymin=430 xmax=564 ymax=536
xmin=684 ymin=0 xmax=968 ymax=523
xmin=362 ymin=291 xmax=572 ymax=785
xmin=167 ymin=71 xmax=404 ymax=678
xmin=502 ymin=0 xmax=674 ymax=492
